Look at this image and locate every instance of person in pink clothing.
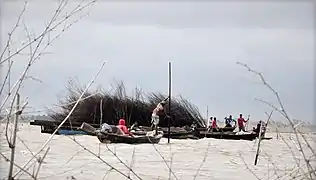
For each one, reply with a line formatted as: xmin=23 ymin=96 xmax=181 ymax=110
xmin=211 ymin=117 xmax=218 ymax=129
xmin=237 ymin=114 xmax=249 ymax=132
xmin=117 ymin=119 xmax=134 ymax=137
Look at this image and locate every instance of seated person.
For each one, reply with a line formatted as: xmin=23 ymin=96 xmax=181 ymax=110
xmin=253 ymin=121 xmax=266 ymax=136
xmin=117 ymin=119 xmax=134 ymax=137
xmin=225 ymin=115 xmax=236 ymax=128
xmin=253 ymin=121 xmax=262 ymax=133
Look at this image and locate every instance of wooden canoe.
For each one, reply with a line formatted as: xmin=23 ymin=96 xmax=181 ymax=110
xmin=97 ymin=132 xmax=163 ymax=144
xmin=199 ymin=131 xmax=258 ymax=141
xmin=196 ymin=126 xmax=236 ymax=132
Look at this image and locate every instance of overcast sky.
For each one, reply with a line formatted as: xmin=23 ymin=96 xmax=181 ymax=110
xmin=1 ymin=1 xmax=315 ymax=124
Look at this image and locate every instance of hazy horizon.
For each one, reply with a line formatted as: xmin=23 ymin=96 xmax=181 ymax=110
xmin=1 ymin=1 xmax=315 ymax=124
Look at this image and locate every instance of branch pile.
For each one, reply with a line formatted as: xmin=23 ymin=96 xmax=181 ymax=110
xmin=50 ymin=80 xmax=206 ymax=127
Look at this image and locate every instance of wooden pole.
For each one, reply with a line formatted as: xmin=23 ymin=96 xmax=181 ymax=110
xmin=167 ymin=62 xmax=172 ymax=144
xmin=246 ymin=114 xmax=250 ymax=131
xmin=206 ymin=105 xmax=209 ymax=127
xmin=8 ymin=93 xmax=20 ymax=179
xmin=100 ymin=99 xmax=103 ymax=128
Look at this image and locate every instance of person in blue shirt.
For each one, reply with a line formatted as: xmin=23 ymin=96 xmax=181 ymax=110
xmin=224 ymin=115 xmax=236 ymax=128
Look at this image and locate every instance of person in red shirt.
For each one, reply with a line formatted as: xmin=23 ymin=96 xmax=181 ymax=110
xmin=211 ymin=117 xmax=218 ymax=129
xmin=117 ymin=119 xmax=134 ymax=137
xmin=237 ymin=114 xmax=249 ymax=132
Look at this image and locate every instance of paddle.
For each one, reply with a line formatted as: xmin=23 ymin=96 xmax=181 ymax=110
xmin=245 ymin=114 xmax=250 ymax=131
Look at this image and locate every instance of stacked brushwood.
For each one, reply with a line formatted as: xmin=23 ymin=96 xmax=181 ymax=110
xmin=50 ymin=80 xmax=206 ymax=128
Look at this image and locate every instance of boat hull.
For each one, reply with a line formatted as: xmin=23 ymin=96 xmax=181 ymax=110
xmin=199 ymin=132 xmax=258 ymax=141
xmin=196 ymin=126 xmax=236 ymax=132
xmin=57 ymin=129 xmax=88 ymax=135
xmin=97 ymin=132 xmax=163 ymax=144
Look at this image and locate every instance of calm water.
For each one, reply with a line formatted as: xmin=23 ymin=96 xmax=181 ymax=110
xmin=1 ymin=123 xmax=315 ymax=180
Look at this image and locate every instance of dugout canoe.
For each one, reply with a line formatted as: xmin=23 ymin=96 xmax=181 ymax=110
xmin=97 ymin=131 xmax=163 ymax=144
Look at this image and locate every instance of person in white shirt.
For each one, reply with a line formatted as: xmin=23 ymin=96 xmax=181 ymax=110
xmin=207 ymin=117 xmax=213 ymax=131
xmin=151 ymin=97 xmax=169 ymax=132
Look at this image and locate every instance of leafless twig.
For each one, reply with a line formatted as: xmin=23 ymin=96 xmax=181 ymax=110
xmin=193 ymin=140 xmax=211 ymax=180
xmin=237 ymin=61 xmax=315 ymax=179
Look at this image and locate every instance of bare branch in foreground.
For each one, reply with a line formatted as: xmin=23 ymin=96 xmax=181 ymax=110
xmin=127 ymin=148 xmax=136 ymax=180
xmin=13 ymin=61 xmax=107 ymax=178
xmin=33 ymin=147 xmax=50 ymax=179
xmin=152 ymin=144 xmax=179 ymax=180
xmin=193 ymin=140 xmax=211 ymax=180
xmin=70 ymin=137 xmax=132 ymax=179
xmin=0 ymin=152 xmax=34 ymax=179
xmin=237 ymin=61 xmax=316 ymax=179
xmin=105 ymin=144 xmax=142 ymax=180
xmin=239 ymin=153 xmax=262 ymax=180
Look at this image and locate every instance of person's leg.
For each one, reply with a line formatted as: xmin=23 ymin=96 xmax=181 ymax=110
xmin=151 ymin=115 xmax=155 ymax=130
xmin=153 ymin=115 xmax=159 ymax=135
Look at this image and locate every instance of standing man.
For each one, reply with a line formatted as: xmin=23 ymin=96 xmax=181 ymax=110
xmin=237 ymin=114 xmax=249 ymax=132
xmin=151 ymin=97 xmax=169 ymax=133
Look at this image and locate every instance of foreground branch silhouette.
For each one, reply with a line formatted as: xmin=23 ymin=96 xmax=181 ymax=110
xmin=237 ymin=61 xmax=315 ymax=180
xmin=0 ymin=0 xmax=98 ymax=179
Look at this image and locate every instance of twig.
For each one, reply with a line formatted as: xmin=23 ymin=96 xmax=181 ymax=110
xmin=8 ymin=93 xmax=21 ymax=179
xmin=127 ymin=148 xmax=136 ymax=180
xmin=238 ymin=153 xmax=262 ymax=180
xmin=65 ymin=149 xmax=85 ymax=164
xmin=0 ymin=152 xmax=34 ymax=179
xmin=193 ymin=140 xmax=211 ymax=180
xmin=0 ymin=61 xmax=13 ymax=97
xmin=152 ymin=144 xmax=179 ymax=180
xmin=17 ymin=136 xmax=41 ymax=162
xmin=168 ymin=144 xmax=172 ymax=180
xmin=237 ymin=61 xmax=316 ymax=179
xmin=69 ymin=137 xmax=132 ymax=179
xmin=0 ymin=1 xmax=27 ymax=61
xmin=102 ymin=168 xmax=113 ymax=180
xmin=34 ymin=147 xmax=50 ymax=179
xmin=14 ymin=61 xmax=107 ymax=178
xmin=105 ymin=144 xmax=142 ymax=180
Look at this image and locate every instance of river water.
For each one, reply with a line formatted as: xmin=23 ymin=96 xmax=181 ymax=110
xmin=0 ymin=123 xmax=315 ymax=180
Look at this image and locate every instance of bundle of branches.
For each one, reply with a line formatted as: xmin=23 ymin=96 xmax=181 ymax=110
xmin=50 ymin=80 xmax=206 ymax=128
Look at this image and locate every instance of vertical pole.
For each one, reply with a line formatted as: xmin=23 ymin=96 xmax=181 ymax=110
xmin=206 ymin=105 xmax=209 ymax=127
xmin=167 ymin=62 xmax=172 ymax=144
xmin=100 ymin=99 xmax=103 ymax=128
xmin=254 ymin=121 xmax=263 ymax=165
xmin=8 ymin=93 xmax=20 ymax=179
xmin=254 ymin=111 xmax=273 ymax=165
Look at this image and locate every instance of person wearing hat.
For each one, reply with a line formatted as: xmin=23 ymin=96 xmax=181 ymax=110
xmin=151 ymin=97 xmax=169 ymax=133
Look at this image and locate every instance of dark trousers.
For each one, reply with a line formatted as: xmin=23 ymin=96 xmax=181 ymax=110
xmin=239 ymin=126 xmax=246 ymax=132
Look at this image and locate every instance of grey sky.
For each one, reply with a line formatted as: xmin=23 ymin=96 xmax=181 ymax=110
xmin=1 ymin=1 xmax=315 ymax=123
